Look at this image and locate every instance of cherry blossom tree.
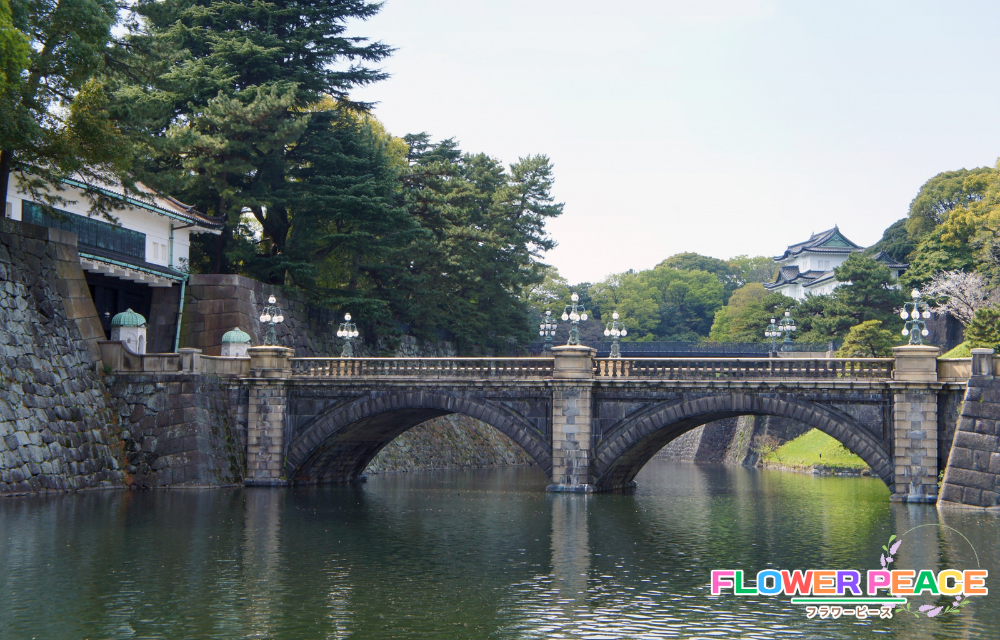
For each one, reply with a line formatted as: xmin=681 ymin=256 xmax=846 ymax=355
xmin=921 ymin=270 xmax=999 ymax=325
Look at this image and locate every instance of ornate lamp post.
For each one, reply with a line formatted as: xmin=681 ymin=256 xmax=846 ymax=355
xmin=258 ymin=295 xmax=285 ymax=346
xmin=539 ymin=310 xmax=558 ymax=351
xmin=765 ymin=316 xmax=782 ymax=356
xmin=604 ymin=311 xmax=628 ymax=358
xmin=778 ymin=310 xmax=797 ymax=352
xmin=561 ymin=293 xmax=588 ymax=346
xmin=900 ymin=289 xmax=931 ymax=345
xmin=336 ymin=313 xmax=359 ymax=357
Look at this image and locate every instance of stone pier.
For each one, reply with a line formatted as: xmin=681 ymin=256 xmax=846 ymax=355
xmin=245 ymin=346 xmax=293 ymax=486
xmin=891 ymin=345 xmax=941 ymax=503
xmin=547 ymin=346 xmax=596 ymax=492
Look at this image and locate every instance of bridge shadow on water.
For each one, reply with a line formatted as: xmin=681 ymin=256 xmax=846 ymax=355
xmin=0 ymin=463 xmax=997 ymax=639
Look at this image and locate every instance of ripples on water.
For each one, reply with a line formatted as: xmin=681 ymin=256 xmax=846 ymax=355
xmin=0 ymin=461 xmax=998 ymax=640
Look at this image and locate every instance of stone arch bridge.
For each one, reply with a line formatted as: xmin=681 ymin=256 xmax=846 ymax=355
xmin=243 ymin=345 xmax=975 ymax=503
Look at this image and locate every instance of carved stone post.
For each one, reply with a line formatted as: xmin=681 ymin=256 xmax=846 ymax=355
xmin=971 ymin=348 xmax=994 ymax=378
xmin=891 ymin=345 xmax=940 ymax=503
xmin=245 ymin=346 xmax=294 ymax=486
xmin=547 ymin=345 xmax=596 ymax=492
xmin=178 ymin=347 xmax=202 ymax=372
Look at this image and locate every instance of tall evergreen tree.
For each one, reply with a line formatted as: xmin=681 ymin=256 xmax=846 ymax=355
xmin=390 ymin=136 xmax=562 ymax=351
xmin=119 ymin=0 xmax=392 ymax=278
xmin=282 ymin=105 xmax=416 ymax=328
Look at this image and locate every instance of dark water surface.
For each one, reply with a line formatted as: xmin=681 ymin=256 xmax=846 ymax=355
xmin=1 ymin=461 xmax=998 ymax=640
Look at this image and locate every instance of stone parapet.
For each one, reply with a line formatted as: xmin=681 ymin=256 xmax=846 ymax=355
xmin=971 ymin=348 xmax=994 ymax=378
xmin=551 ymin=345 xmax=596 ymax=380
xmin=248 ymin=346 xmax=293 ymax=379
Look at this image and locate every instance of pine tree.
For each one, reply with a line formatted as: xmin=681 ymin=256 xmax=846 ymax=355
xmin=282 ymin=105 xmax=416 ymax=328
xmin=120 ymin=0 xmax=393 ymax=278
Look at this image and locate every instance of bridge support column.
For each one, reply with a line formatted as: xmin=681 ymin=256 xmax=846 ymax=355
xmin=245 ymin=347 xmax=294 ymax=486
xmin=891 ymin=345 xmax=940 ymax=503
xmin=547 ymin=346 xmax=596 ymax=492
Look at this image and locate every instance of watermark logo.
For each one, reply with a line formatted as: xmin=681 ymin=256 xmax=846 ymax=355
xmin=710 ymin=525 xmax=987 ymax=620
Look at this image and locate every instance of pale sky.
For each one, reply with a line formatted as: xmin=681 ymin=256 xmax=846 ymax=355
xmin=349 ymin=1 xmax=1000 ymax=284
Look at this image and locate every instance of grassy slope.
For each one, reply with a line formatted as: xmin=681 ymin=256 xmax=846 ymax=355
xmin=942 ymin=342 xmax=971 ymax=358
xmin=763 ymin=428 xmax=870 ymax=470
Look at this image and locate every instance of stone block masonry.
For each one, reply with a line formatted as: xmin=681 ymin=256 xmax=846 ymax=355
xmin=656 ymin=415 xmax=810 ymax=466
xmin=366 ymin=414 xmax=534 ymax=474
xmin=245 ymin=379 xmax=288 ymax=485
xmin=104 ymin=373 xmax=247 ymax=487
xmin=940 ymin=370 xmax=1000 ymax=508
xmin=0 ymin=219 xmax=126 ymax=495
xmin=181 ymin=274 xmax=457 ymax=357
xmin=549 ymin=383 xmax=594 ymax=491
xmin=891 ymin=390 xmax=939 ymax=502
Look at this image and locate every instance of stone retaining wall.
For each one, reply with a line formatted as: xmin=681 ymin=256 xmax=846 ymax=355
xmin=0 ymin=219 xmax=125 ymax=495
xmin=105 ymin=373 xmax=247 ymax=487
xmin=180 ymin=274 xmax=456 ymax=357
xmin=940 ymin=376 xmax=1000 ymax=508
xmin=366 ymin=414 xmax=535 ymax=475
xmin=656 ymin=415 xmax=811 ymax=466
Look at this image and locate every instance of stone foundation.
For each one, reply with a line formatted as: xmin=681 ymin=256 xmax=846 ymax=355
xmin=0 ymin=219 xmax=125 ymax=495
xmin=105 ymin=373 xmax=247 ymax=487
xmin=940 ymin=373 xmax=1000 ymax=508
xmin=365 ymin=414 xmax=534 ymax=474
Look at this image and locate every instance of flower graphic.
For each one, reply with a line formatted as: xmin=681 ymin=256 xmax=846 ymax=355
xmin=880 ymin=534 xmax=970 ymax=619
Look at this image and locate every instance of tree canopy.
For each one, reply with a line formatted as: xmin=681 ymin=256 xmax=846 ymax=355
xmin=709 ymin=284 xmax=795 ymax=343
xmin=117 ymin=0 xmax=394 ymax=275
xmin=905 ymin=167 xmax=990 ymax=238
xmin=0 ymin=0 xmax=132 ymax=212
xmin=965 ymin=307 xmax=1000 ymax=351
xmin=835 ymin=320 xmax=896 ymax=357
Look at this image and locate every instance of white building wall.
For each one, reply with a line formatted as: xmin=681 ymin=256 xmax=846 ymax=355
xmin=4 ymin=175 xmax=196 ymax=270
xmin=779 ymin=251 xmax=850 ymax=273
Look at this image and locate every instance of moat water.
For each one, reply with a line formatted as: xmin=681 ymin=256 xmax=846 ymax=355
xmin=1 ymin=461 xmax=998 ymax=640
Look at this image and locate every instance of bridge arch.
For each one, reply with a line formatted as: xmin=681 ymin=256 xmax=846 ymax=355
xmin=285 ymin=391 xmax=551 ymax=483
xmin=593 ymin=392 xmax=893 ymax=491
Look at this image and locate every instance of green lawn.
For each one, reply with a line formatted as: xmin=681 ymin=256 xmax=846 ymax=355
xmin=764 ymin=428 xmax=870 ymax=470
xmin=942 ymin=342 xmax=971 ymax=358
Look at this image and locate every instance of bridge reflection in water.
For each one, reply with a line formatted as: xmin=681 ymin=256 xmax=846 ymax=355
xmin=245 ymin=344 xmax=965 ymax=503
xmin=4 ymin=465 xmax=996 ymax=639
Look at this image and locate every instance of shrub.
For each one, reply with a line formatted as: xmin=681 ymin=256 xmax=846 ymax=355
xmin=965 ymin=306 xmax=1000 ymax=351
xmin=835 ymin=319 xmax=896 ymax=357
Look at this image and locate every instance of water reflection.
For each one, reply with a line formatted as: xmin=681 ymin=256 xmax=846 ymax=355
xmin=0 ymin=462 xmax=998 ymax=639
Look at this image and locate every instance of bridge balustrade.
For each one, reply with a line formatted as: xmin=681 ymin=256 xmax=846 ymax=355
xmin=289 ymin=357 xmax=555 ymax=379
xmin=286 ymin=355 xmax=894 ymax=381
xmin=593 ymin=357 xmax=894 ymax=380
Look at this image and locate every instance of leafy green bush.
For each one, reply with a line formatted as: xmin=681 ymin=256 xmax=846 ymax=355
xmin=965 ymin=307 xmax=1000 ymax=351
xmin=835 ymin=320 xmax=897 ymax=357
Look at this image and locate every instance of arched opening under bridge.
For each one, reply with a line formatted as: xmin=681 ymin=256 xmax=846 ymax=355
xmin=592 ymin=393 xmax=893 ymax=492
xmin=285 ymin=392 xmax=550 ymax=484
